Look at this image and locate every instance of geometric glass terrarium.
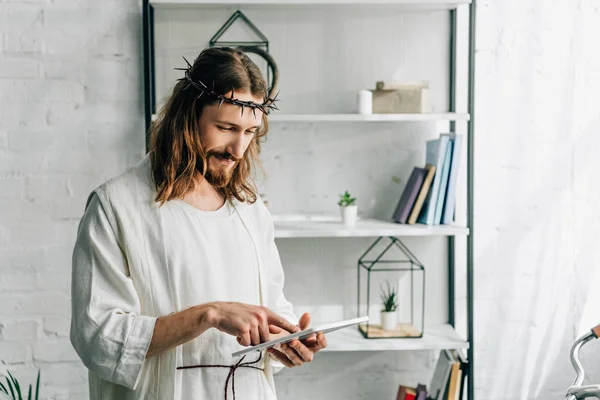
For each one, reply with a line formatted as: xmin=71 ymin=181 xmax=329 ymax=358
xmin=357 ymin=236 xmax=425 ymax=339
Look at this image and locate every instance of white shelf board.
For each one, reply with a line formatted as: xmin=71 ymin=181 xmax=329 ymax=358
xmin=269 ymin=113 xmax=470 ymax=122
xmin=151 ymin=113 xmax=469 ymax=123
xmin=272 ymin=216 xmax=469 ymax=238
xmin=151 ymin=0 xmax=471 ymax=9
xmin=321 ymin=324 xmax=468 ymax=352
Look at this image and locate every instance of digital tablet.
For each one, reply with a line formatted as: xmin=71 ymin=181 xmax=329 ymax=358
xmin=231 ymin=316 xmax=369 ymax=358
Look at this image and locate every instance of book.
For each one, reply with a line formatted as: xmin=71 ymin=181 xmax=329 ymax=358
xmin=396 ymin=385 xmax=417 ymax=400
xmin=393 ymin=167 xmax=427 ymax=224
xmin=415 ymin=383 xmax=427 ymax=400
xmin=428 ymin=350 xmax=455 ymax=400
xmin=441 ymin=133 xmax=464 ymax=225
xmin=407 ymin=164 xmax=436 ymax=224
xmin=454 ymin=349 xmax=468 ymax=400
xmin=433 ymin=136 xmax=454 ymax=224
xmin=446 ymin=354 xmax=462 ymax=400
xmin=417 ymin=135 xmax=450 ymax=225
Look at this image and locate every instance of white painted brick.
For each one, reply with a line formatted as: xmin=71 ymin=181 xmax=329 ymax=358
xmin=0 ymin=270 xmax=37 ymax=291
xmin=0 ymin=102 xmax=48 ymax=128
xmin=7 ymin=220 xmax=77 ymax=248
xmin=0 ymin=342 xmax=32 ymax=363
xmin=0 ymin=4 xmax=44 ymax=32
xmin=33 ymin=341 xmax=79 ymax=362
xmin=0 ymin=225 xmax=9 ymax=247
xmin=0 ymin=320 xmax=40 ymax=341
xmin=42 ymin=60 xmax=85 ymax=80
xmin=0 ymin=292 xmax=70 ymax=316
xmin=44 ymin=33 xmax=87 ymax=56
xmin=0 ymin=58 xmax=39 ymax=78
xmin=43 ymin=6 xmax=110 ymax=34
xmin=3 ymin=30 xmax=42 ymax=53
xmin=8 ymin=80 xmax=85 ymax=104
xmin=43 ymin=316 xmax=70 ymax=337
xmin=35 ymin=270 xmax=71 ymax=294
xmin=25 ymin=175 xmax=70 ymax=201
xmin=0 ymin=176 xmax=24 ymax=198
xmin=9 ymin=127 xmax=86 ymax=152
xmin=42 ymin=363 xmax=88 ymax=387
xmin=85 ymin=74 xmax=140 ymax=103
xmin=0 ymin=80 xmax=29 ymax=102
xmin=87 ymin=123 xmax=143 ymax=151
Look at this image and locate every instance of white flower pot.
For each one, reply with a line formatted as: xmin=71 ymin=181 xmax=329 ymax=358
xmin=381 ymin=311 xmax=397 ymax=331
xmin=340 ymin=205 xmax=358 ymax=227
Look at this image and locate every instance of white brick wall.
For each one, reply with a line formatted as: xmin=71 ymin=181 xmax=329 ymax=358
xmin=0 ymin=0 xmax=143 ymax=399
xmin=2 ymin=1 xmax=599 ymax=400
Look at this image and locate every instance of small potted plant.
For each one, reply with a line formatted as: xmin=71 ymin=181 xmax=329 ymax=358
xmin=338 ymin=190 xmax=357 ymax=226
xmin=380 ymin=281 xmax=399 ymax=331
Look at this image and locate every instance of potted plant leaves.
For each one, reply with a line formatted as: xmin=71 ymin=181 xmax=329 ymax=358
xmin=338 ymin=190 xmax=357 ymax=227
xmin=380 ymin=281 xmax=399 ymax=331
xmin=0 ymin=369 xmax=40 ymax=400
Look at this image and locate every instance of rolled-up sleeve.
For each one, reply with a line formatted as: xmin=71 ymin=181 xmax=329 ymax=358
xmin=70 ymin=191 xmax=157 ymax=390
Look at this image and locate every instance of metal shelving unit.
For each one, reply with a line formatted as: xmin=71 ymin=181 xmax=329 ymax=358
xmin=142 ymin=1 xmax=476 ymax=398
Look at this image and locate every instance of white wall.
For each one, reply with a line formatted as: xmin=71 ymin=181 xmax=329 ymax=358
xmin=0 ymin=1 xmax=144 ymax=398
xmin=1 ymin=0 xmax=599 ymax=399
xmin=474 ymin=0 xmax=600 ymax=399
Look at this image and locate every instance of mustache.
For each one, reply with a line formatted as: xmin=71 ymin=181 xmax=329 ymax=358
xmin=207 ymin=151 xmax=240 ymax=162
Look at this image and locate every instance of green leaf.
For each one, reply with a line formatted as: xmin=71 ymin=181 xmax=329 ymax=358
xmin=5 ymin=377 xmax=15 ymax=400
xmin=7 ymin=372 xmax=21 ymax=400
xmin=27 ymin=384 xmax=31 ymax=400
xmin=0 ymin=381 xmax=8 ymax=396
xmin=34 ymin=371 xmax=39 ymax=400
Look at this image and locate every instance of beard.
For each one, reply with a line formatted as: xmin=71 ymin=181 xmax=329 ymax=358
xmin=204 ymin=151 xmax=238 ymax=188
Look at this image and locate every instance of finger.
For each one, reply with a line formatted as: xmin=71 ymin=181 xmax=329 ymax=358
xmin=287 ymin=339 xmax=313 ymax=362
xmin=238 ymin=331 xmax=251 ymax=347
xmin=250 ymin=325 xmax=260 ymax=346
xmin=266 ymin=310 xmax=300 ymax=333
xmin=317 ymin=332 xmax=327 ymax=349
xmin=269 ymin=325 xmax=283 ymax=334
xmin=259 ymin=322 xmax=270 ymax=343
xmin=280 ymin=343 xmax=304 ymax=366
xmin=298 ymin=313 xmax=311 ymax=330
xmin=301 ymin=336 xmax=319 ymax=347
xmin=266 ymin=348 xmax=294 ymax=368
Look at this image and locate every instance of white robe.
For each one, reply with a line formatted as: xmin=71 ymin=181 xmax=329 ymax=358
xmin=70 ymin=154 xmax=298 ymax=399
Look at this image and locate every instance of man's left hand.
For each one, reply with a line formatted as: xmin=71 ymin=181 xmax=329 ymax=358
xmin=266 ymin=313 xmax=327 ymax=367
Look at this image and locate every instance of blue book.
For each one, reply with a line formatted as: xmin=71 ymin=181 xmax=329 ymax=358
xmin=434 ymin=135 xmax=453 ymax=224
xmin=442 ymin=133 xmax=464 ymax=225
xmin=417 ymin=135 xmax=450 ymax=225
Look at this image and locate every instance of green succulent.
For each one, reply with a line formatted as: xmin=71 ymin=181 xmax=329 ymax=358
xmin=338 ymin=191 xmax=357 ymax=207
xmin=380 ymin=281 xmax=399 ymax=312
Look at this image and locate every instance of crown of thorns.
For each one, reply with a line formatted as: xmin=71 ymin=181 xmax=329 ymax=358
xmin=176 ymin=57 xmax=280 ymax=118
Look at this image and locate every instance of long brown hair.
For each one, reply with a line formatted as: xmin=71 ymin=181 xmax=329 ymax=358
xmin=148 ymin=47 xmax=270 ymax=206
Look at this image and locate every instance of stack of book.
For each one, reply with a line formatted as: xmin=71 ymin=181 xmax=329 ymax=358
xmin=427 ymin=349 xmax=468 ymax=400
xmin=396 ymin=383 xmax=427 ymax=400
xmin=395 ymin=349 xmax=468 ymax=400
xmin=392 ymin=133 xmax=463 ymax=225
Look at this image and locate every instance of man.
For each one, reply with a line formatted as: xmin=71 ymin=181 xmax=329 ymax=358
xmin=70 ymin=47 xmax=327 ymax=400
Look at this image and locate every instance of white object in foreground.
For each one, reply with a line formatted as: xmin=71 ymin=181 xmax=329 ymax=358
xmin=231 ymin=316 xmax=369 ymax=358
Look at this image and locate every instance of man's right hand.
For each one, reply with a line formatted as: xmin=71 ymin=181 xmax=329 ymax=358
xmin=206 ymin=302 xmax=300 ymax=347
